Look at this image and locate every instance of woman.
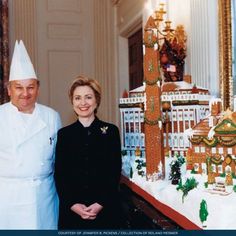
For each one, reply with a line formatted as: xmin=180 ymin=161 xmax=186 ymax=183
xmin=54 ymin=75 xmax=122 ymax=229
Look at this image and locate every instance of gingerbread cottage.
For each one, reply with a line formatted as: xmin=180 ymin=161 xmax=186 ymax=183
xmin=187 ymin=100 xmax=236 ymax=182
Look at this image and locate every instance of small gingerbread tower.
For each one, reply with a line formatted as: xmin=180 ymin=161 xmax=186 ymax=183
xmin=143 ymin=16 xmax=165 ymax=180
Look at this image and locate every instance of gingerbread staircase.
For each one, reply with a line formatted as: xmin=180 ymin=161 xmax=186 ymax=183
xmin=206 ymin=181 xmax=232 ymax=196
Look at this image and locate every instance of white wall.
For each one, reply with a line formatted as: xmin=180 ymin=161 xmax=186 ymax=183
xmin=35 ymin=0 xmax=95 ymax=126
xmin=8 ymin=0 xmax=120 ymax=126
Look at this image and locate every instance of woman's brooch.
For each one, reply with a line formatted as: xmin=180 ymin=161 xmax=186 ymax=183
xmin=100 ymin=126 xmax=108 ymax=134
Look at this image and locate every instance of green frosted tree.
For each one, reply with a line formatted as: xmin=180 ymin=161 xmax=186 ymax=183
xmin=199 ymin=199 xmax=208 ymax=227
xmin=176 ymin=177 xmax=198 ymax=203
xmin=169 ymin=155 xmax=185 ymax=185
xmin=130 ymin=167 xmax=133 ymax=179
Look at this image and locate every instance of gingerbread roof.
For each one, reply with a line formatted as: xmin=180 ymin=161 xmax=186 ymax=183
xmin=214 ymin=119 xmax=236 ymax=135
xmin=129 ymin=81 xmax=209 ymax=95
xmin=129 ymin=85 xmax=144 ymax=93
xmin=214 ymin=110 xmax=236 ymax=135
xmin=190 ymin=110 xmax=236 ymax=138
xmin=162 ymin=81 xmax=209 ymax=94
xmin=190 ymin=117 xmax=214 ymax=137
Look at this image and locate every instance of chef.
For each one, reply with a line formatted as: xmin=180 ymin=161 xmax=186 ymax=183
xmin=0 ymin=40 xmax=61 ymax=229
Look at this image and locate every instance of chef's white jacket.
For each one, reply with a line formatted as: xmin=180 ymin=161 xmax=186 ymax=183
xmin=0 ymin=102 xmax=61 ymax=229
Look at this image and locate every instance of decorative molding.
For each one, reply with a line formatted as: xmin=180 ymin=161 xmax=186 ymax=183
xmin=116 ymin=0 xmax=143 ymax=37
xmin=47 ymin=0 xmax=81 ymax=12
xmin=47 ymin=23 xmax=82 ymax=39
xmin=12 ymin=0 xmax=37 ymax=71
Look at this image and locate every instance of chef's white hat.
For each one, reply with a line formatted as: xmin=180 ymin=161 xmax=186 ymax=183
xmin=9 ymin=40 xmax=37 ymax=81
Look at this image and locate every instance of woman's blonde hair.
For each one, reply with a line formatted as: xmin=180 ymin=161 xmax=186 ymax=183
xmin=69 ymin=75 xmax=101 ymax=113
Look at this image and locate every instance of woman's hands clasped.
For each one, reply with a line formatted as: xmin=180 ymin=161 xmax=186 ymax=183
xmin=71 ymin=203 xmax=103 ymax=220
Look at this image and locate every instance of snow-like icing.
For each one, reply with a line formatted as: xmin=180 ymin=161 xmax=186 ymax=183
xmin=122 ymin=156 xmax=236 ymax=229
xmin=207 ymin=126 xmax=216 ymax=140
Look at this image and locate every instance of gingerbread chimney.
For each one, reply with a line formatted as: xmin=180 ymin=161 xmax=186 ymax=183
xmin=210 ymin=99 xmax=221 ymax=116
xmin=209 ymin=99 xmax=221 ymax=127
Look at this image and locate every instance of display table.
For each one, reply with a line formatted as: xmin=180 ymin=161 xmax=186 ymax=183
xmin=121 ymin=175 xmax=201 ymax=230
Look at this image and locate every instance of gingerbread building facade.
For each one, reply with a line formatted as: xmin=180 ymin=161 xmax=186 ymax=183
xmin=187 ymin=100 xmax=236 ymax=181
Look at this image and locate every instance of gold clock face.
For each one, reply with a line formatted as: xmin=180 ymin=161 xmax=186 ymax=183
xmin=225 ymin=155 xmax=232 ymax=165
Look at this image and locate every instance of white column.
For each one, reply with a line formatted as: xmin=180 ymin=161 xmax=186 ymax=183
xmin=190 ymin=0 xmax=219 ymax=97
xmin=94 ymin=0 xmax=119 ymax=124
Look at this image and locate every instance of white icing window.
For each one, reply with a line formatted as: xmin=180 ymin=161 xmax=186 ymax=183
xmin=173 ymin=136 xmax=178 ymax=147
xmin=130 ymin=136 xmax=134 ymax=146
xmin=125 ymin=136 xmax=129 ymax=147
xmin=194 ymin=163 xmax=199 ymax=172
xmin=135 ymin=135 xmax=139 ymax=146
xmin=200 ymin=147 xmax=205 ymax=153
xmin=184 ymin=112 xmax=188 ymax=119
xmin=195 ymin=146 xmax=200 ymax=153
xmin=130 ymin=114 xmax=134 ymax=121
xmin=140 ymin=113 xmax=144 ymax=122
xmin=189 ymin=111 xmax=194 ymax=120
xmin=202 ymin=163 xmax=207 ymax=174
xmin=172 ymin=112 xmax=177 ymax=121
xmin=218 ymin=165 xmax=223 ymax=174
xmin=141 ymin=135 xmax=145 ymax=147
xmin=168 ymin=135 xmax=172 ymax=147
xmin=218 ymin=148 xmax=224 ymax=154
xmin=135 ymin=123 xmax=139 ymax=133
xmin=212 ymin=147 xmax=216 ymax=154
xmin=226 ymin=166 xmax=231 ymax=173
xmin=211 ymin=164 xmax=216 ymax=173
xmin=227 ymin=148 xmax=233 ymax=154
xmin=178 ymin=113 xmax=183 ymax=121
xmin=163 ymin=134 xmax=166 ymax=146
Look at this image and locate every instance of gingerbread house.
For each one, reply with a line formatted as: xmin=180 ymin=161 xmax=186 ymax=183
xmin=187 ymin=100 xmax=236 ymax=182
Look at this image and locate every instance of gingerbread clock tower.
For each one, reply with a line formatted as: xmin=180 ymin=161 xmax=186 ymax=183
xmin=143 ymin=16 xmax=165 ymax=180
